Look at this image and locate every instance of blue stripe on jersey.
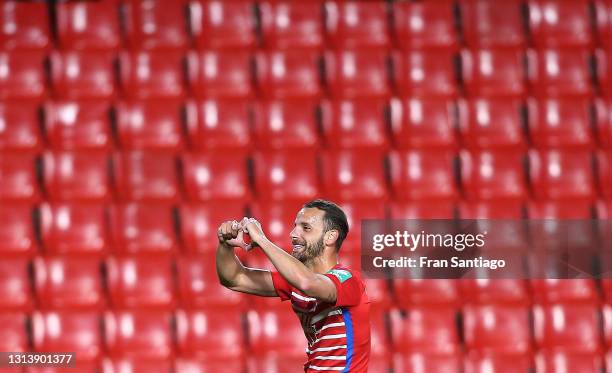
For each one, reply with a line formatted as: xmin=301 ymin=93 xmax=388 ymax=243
xmin=341 ymin=308 xmax=354 ymax=373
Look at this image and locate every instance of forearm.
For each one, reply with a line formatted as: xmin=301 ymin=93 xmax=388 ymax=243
xmin=215 ymin=242 xmax=245 ymax=288
xmin=257 ymin=237 xmax=318 ymax=293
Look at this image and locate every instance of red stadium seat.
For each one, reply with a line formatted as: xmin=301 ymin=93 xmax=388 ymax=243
xmin=460 ymin=149 xmax=528 ymax=201
xmin=0 ymin=258 xmax=33 ymax=311
xmin=253 ymin=99 xmax=320 ymax=150
xmin=189 ymin=0 xmax=257 ymax=50
xmin=123 ymin=0 xmax=188 ymax=50
xmin=175 ymin=358 xmax=245 ymax=373
xmin=0 ymin=50 xmax=46 ymax=99
xmin=535 ymin=351 xmax=604 ymax=373
xmin=32 ymin=311 xmax=103 ymax=361
xmin=604 ymin=304 xmax=612 ymax=346
xmin=461 ymin=48 xmax=527 ymax=98
xmin=105 ymin=310 xmax=174 ymax=359
xmin=260 ymin=1 xmax=324 ymax=50
xmin=461 ymin=0 xmax=526 ymax=48
xmin=389 ymin=149 xmax=458 ymax=202
xmin=595 ymin=98 xmax=612 ymax=148
xmin=529 ymin=149 xmax=596 ymax=201
xmin=463 ymin=304 xmax=531 ymax=353
xmin=321 ymin=150 xmax=388 ymax=201
xmin=459 ymin=279 xmax=530 ymax=304
xmin=458 ymin=200 xmax=525 ymax=219
xmin=597 ymin=0 xmax=612 ymax=49
xmin=325 ymin=1 xmax=390 ymax=49
xmin=186 ymin=50 xmax=254 ymax=98
xmin=34 ymin=256 xmax=105 ymax=310
xmin=393 ymin=49 xmax=458 ymax=98
xmin=109 ymin=203 xmax=179 ymax=256
xmin=56 ymin=0 xmax=121 ymax=50
xmin=0 ymin=1 xmax=50 ymax=50
xmin=44 ymin=100 xmax=113 ymax=150
xmin=176 ymin=308 xmax=245 ymax=358
xmin=102 ymin=358 xmax=173 ymax=373
xmin=179 ymin=202 xmax=246 ymax=253
xmin=464 ymin=353 xmax=533 ymax=373
xmin=115 ymin=99 xmax=184 ymax=152
xmin=321 ymin=98 xmax=390 ymax=150
xmin=247 ymin=355 xmax=308 ymax=373
xmin=253 ymin=150 xmax=320 ymax=201
xmin=0 ymin=312 xmax=28 ymax=352
xmin=597 ymin=150 xmax=612 ymax=199
xmin=247 ymin=306 xmax=306 ymax=356
xmin=0 ymin=204 xmax=37 ymax=257
xmin=389 ymin=307 xmax=460 ymax=353
xmin=255 ymin=50 xmax=322 ymax=98
xmin=26 ymin=363 xmax=100 ymax=373
xmin=527 ymin=98 xmax=594 ymax=149
xmin=250 ymin=200 xmax=305 ymax=247
xmin=528 ymin=199 xmax=593 ymax=218
xmin=531 ymin=279 xmax=599 ymax=304
xmin=112 ymin=151 xmax=180 ymax=202
xmin=119 ymin=50 xmax=185 ymax=99
xmin=390 ymin=200 xmax=456 ymax=219
xmin=370 ymin=308 xmax=391 ymax=360
xmin=390 ymin=97 xmax=457 ymax=150
xmin=392 ymin=0 xmax=457 ymax=50
xmin=177 ymin=254 xmax=245 ymax=308
xmin=393 ymin=352 xmax=463 ymax=373
xmin=0 ymin=152 xmax=40 ymax=202
xmin=528 ymin=48 xmax=594 ymax=98
xmin=534 ymin=303 xmax=602 ymax=353
xmin=528 ymin=0 xmax=593 ymax=48
xmin=325 ymin=50 xmax=390 ymax=98
xmin=106 ymin=256 xmax=176 ymax=309
xmin=364 ymin=278 xmax=393 ymax=309
xmin=49 ymin=50 xmax=116 ymax=99
xmin=458 ymin=97 xmax=527 ymax=150
xmin=0 ymin=100 xmax=43 ymax=152
xmin=393 ymin=280 xmax=460 ymax=308
xmin=185 ymin=98 xmax=252 ymax=150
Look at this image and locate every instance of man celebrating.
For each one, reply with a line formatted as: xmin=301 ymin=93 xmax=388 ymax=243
xmin=216 ymin=199 xmax=371 ymax=372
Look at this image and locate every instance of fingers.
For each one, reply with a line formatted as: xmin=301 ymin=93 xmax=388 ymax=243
xmin=218 ymin=220 xmax=240 ymax=241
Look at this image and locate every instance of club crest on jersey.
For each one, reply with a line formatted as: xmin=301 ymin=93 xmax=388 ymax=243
xmin=328 ymin=269 xmax=352 ymax=283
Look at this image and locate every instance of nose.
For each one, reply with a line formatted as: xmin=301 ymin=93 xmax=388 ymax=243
xmin=290 ymin=226 xmax=298 ymax=241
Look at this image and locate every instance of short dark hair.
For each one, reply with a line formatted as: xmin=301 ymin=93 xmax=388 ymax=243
xmin=303 ymin=199 xmax=349 ymax=251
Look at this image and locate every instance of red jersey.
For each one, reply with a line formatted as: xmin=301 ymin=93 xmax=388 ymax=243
xmin=271 ymin=264 xmax=371 ymax=372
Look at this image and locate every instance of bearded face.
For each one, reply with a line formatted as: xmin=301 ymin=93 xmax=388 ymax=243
xmin=291 ymin=232 xmax=325 ymax=263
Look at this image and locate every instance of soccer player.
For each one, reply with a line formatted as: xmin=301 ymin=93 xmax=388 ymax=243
xmin=216 ymin=199 xmax=371 ymax=372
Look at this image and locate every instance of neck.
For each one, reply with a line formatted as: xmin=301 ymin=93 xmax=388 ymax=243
xmin=304 ymin=247 xmax=338 ymax=274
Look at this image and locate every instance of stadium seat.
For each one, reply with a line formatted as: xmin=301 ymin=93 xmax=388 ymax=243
xmin=527 ymin=98 xmax=594 ymax=149
xmin=390 ymin=306 xmax=459 ymax=353
xmin=0 ymin=312 xmax=28 ymax=353
xmin=325 ymin=49 xmax=390 ymax=98
xmin=461 ymin=0 xmax=526 ymax=48
xmin=389 ymin=200 xmax=456 ymax=219
xmin=119 ymin=50 xmax=185 ymax=99
xmin=535 ymin=351 xmax=604 ymax=373
xmin=463 ymin=304 xmax=531 ymax=353
xmin=0 ymin=204 xmax=37 ymax=257
xmin=393 ymin=49 xmax=458 ymax=98
xmin=185 ymin=98 xmax=252 ymax=150
xmin=0 ymin=258 xmax=33 ymax=311
xmin=392 ymin=0 xmax=457 ymax=50
xmin=26 ymin=363 xmax=100 ymax=373
xmin=393 ymin=280 xmax=460 ymax=308
xmin=595 ymin=98 xmax=612 ymax=148
xmin=179 ymin=202 xmax=246 ymax=253
xmin=364 ymin=278 xmax=394 ymax=309
xmin=186 ymin=50 xmax=254 ymax=98
xmin=253 ymin=150 xmax=320 ymax=201
xmin=461 ymin=48 xmax=527 ymax=97
xmin=0 ymin=1 xmax=50 ymax=50
xmin=393 ymin=352 xmax=463 ymax=373
xmin=370 ymin=308 xmax=391 ymax=359
xmin=56 ymin=0 xmax=121 ymax=50
xmin=0 ymin=50 xmax=46 ymax=99
xmin=528 ymin=48 xmax=594 ymax=98
xmin=321 ymin=98 xmax=390 ymax=150
xmin=177 ymin=254 xmax=245 ymax=308
xmin=321 ymin=150 xmax=388 ymax=201
xmin=176 ymin=308 xmax=245 ymax=358
xmin=255 ymin=49 xmax=322 ymax=98
xmin=325 ymin=1 xmax=390 ymax=49
xmin=528 ymin=0 xmax=593 ymax=48
xmin=0 ymin=100 xmax=43 ymax=152
xmin=464 ymin=353 xmax=533 ymax=373
xmin=247 ymin=355 xmax=308 ymax=373
xmin=112 ymin=151 xmax=180 ymax=202
xmin=458 ymin=200 xmax=525 ymax=219
xmin=189 ymin=0 xmax=257 ymax=50
xmin=34 ymin=256 xmax=105 ymax=310
xmin=102 ymin=358 xmax=173 ymax=373
xmin=533 ymin=303 xmax=602 ymax=353
xmin=531 ymin=279 xmax=599 ymax=304
xmin=123 ymin=0 xmax=189 ymax=50
xmin=390 ymin=97 xmax=457 ymax=150
xmin=104 ymin=310 xmax=174 ymax=359
xmin=175 ymin=358 xmax=245 ymax=373
xmin=459 ymin=279 xmax=530 ymax=304
xmin=597 ymin=150 xmax=612 ymax=199
xmin=250 ymin=200 xmax=306 ymax=247
xmin=597 ymin=0 xmax=612 ymax=49
xmin=49 ymin=50 xmax=116 ymax=99
xmin=246 ymin=306 xmax=306 ymax=356
xmin=115 ymin=99 xmax=184 ymax=152
xmin=528 ymin=149 xmax=596 ymax=201
xmin=458 ymin=97 xmax=527 ymax=150
xmin=253 ymin=99 xmax=320 ymax=150
xmin=259 ymin=1 xmax=324 ymax=50
xmin=182 ymin=151 xmax=249 ymax=202
xmin=109 ymin=203 xmax=179 ymax=256
xmin=604 ymin=303 xmax=612 ymax=346
xmin=528 ymin=199 xmax=594 ymax=218
xmin=0 ymin=152 xmax=40 ymax=202
xmin=32 ymin=311 xmax=103 ymax=361
xmin=44 ymin=100 xmax=113 ymax=150
xmin=106 ymin=256 xmax=176 ymax=309
xmin=389 ymin=149 xmax=458 ymax=201
xmin=460 ymin=149 xmax=528 ymax=201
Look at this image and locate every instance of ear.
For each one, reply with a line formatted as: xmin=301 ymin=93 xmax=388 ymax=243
xmin=325 ymin=230 xmax=339 ymax=246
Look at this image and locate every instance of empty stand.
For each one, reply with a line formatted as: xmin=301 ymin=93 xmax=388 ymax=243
xmin=259 ymin=1 xmax=324 ymax=50
xmin=123 ymin=0 xmax=189 ymax=50
xmin=535 ymin=351 xmax=604 ymax=373
xmin=528 ymin=48 xmax=594 ymax=97
xmin=0 ymin=50 xmax=46 ymax=99
xmin=528 ymin=0 xmax=593 ymax=48
xmin=389 ymin=307 xmax=460 ymax=353
xmin=531 ymin=279 xmax=599 ymax=304
xmin=253 ymin=150 xmax=320 ymax=201
xmin=56 ymin=0 xmax=121 ymax=50
xmin=393 ymin=49 xmax=458 ymax=98
xmin=597 ymin=0 xmax=612 ymax=49
xmin=255 ymin=49 xmax=322 ymax=98
xmin=533 ymin=303 xmax=602 ymax=353
xmin=528 ymin=199 xmax=594 ymax=218
xmin=246 ymin=306 xmax=307 ymax=356
xmin=461 ymin=0 xmax=526 ymax=48
xmin=49 ymin=50 xmax=116 ymax=99
xmin=392 ymin=0 xmax=457 ymax=50
xmin=325 ymin=1 xmax=390 ymax=49
xmin=44 ymin=100 xmax=113 ymax=150
xmin=102 ymin=358 xmax=173 ymax=373
xmin=597 ymin=150 xmax=612 ymax=199
xmin=0 ymin=152 xmax=40 ymax=202
xmin=461 ymin=48 xmax=527 ymax=97
xmin=463 ymin=304 xmax=531 ymax=353
xmin=0 ymin=258 xmax=33 ymax=311
xmin=179 ymin=202 xmax=246 ymax=253
xmin=0 ymin=204 xmax=37 ymax=257
xmin=0 ymin=312 xmax=28 ymax=352
xmin=393 ymin=352 xmax=463 ymax=373
xmin=186 ymin=50 xmax=254 ymax=98
xmin=175 ymin=358 xmax=245 ymax=373
xmin=390 ymin=200 xmax=456 ymax=219
xmin=459 ymin=279 xmax=530 ymax=304
xmin=321 ymin=150 xmax=388 ymax=201
xmin=0 ymin=1 xmax=50 ymax=50
xmin=0 ymin=100 xmax=43 ymax=152
xmin=104 ymin=310 xmax=174 ymax=359
xmin=393 ymin=279 xmax=459 ymax=308
xmin=189 ymin=0 xmax=257 ymax=50
xmin=176 ymin=308 xmax=245 ymax=358
xmin=458 ymin=200 xmax=525 ymax=219
xmin=119 ymin=50 xmax=185 ymax=99
xmin=325 ymin=49 xmax=390 ymax=98
xmin=595 ymin=98 xmax=612 ymax=147
xmin=464 ymin=353 xmax=533 ymax=373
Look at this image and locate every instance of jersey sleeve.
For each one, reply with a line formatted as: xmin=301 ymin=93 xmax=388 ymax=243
xmin=324 ymin=268 xmax=364 ymax=307
xmin=271 ymin=271 xmax=292 ymax=301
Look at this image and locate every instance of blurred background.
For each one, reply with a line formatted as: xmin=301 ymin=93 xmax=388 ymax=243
xmin=0 ymin=0 xmax=611 ymax=372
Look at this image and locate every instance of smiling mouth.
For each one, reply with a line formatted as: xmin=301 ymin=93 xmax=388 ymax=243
xmin=292 ymin=243 xmax=305 ymax=251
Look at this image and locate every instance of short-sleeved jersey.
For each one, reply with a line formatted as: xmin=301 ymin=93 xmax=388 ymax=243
xmin=271 ymin=264 xmax=371 ymax=373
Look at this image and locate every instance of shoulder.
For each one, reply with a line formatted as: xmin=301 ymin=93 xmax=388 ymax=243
xmin=326 ymin=265 xmax=363 ymax=284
